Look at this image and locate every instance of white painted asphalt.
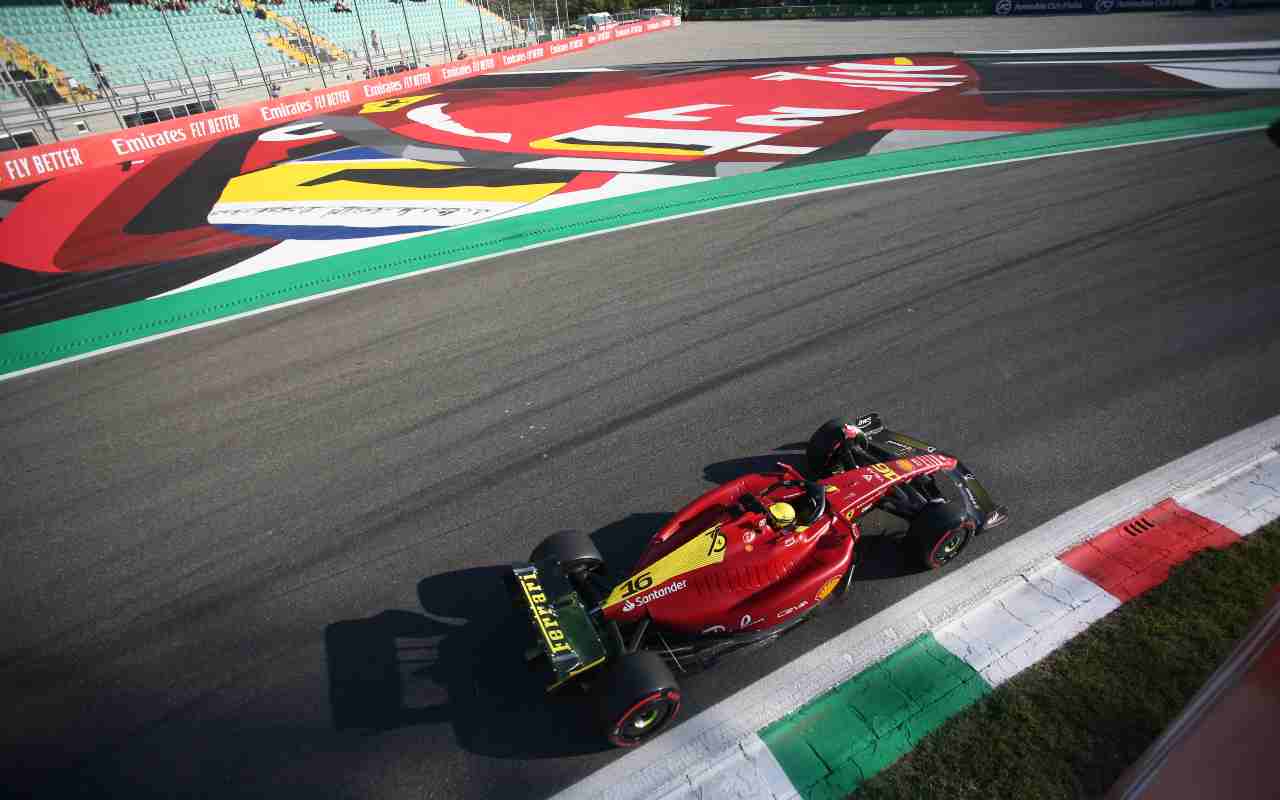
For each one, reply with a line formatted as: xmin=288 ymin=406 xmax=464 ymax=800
xmin=553 ymin=414 xmax=1280 ymax=800
xmin=1177 ymin=451 xmax=1280 ymax=537
xmin=1152 ymin=63 xmax=1280 ymax=90
xmin=934 ymin=560 xmax=1121 ymax=688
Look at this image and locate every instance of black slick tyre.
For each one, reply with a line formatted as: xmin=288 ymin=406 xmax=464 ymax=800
xmin=806 ymin=418 xmax=852 ymax=477
xmin=529 ymin=531 xmax=604 ymax=576
xmin=595 ymin=651 xmax=681 ymax=748
xmin=908 ymin=503 xmax=976 ymax=570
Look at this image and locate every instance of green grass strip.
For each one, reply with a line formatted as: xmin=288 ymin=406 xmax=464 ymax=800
xmin=759 ymin=633 xmax=990 ymax=800
xmin=3 ymin=105 xmax=1277 ymax=377
xmin=857 ymin=523 xmax=1280 ymax=799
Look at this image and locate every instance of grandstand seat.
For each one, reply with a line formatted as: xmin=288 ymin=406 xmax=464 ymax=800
xmin=0 ymin=0 xmax=514 ymax=91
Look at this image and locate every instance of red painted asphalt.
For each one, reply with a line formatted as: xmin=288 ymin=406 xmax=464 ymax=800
xmin=1061 ymin=499 xmax=1241 ymax=602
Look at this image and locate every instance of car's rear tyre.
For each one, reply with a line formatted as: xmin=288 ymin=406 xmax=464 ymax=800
xmin=807 ymin=418 xmax=853 ymax=477
xmin=529 ymin=530 xmax=604 ymax=576
xmin=908 ymin=503 xmax=976 ymax=570
xmin=596 ymin=651 xmax=681 ymax=748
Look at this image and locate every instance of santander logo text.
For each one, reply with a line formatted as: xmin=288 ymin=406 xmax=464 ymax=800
xmin=621 ymin=579 xmax=688 ymax=612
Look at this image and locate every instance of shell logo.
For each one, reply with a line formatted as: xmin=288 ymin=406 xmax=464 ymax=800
xmin=816 ymin=576 xmax=842 ymax=602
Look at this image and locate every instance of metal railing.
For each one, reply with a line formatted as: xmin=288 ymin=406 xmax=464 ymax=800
xmin=1 ymin=0 xmax=552 ymax=146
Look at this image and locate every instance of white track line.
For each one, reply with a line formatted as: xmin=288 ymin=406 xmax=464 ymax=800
xmin=960 ymin=42 xmax=1280 ymax=54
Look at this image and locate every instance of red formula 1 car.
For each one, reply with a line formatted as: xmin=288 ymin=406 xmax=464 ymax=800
xmin=508 ymin=413 xmax=1008 ymax=747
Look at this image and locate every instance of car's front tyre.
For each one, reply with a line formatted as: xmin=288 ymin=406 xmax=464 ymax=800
xmin=807 ymin=417 xmax=854 ymax=477
xmin=908 ymin=503 xmax=976 ymax=569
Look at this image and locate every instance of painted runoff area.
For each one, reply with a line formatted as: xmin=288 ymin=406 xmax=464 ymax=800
xmin=552 ymin=414 xmax=1280 ymax=800
xmin=0 ymin=17 xmax=680 ymax=191
xmin=1 ymin=103 xmax=1277 ymax=383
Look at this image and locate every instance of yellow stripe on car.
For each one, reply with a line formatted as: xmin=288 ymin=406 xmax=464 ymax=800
xmin=604 ymin=524 xmax=727 ymax=609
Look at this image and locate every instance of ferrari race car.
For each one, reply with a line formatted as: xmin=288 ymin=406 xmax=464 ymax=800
xmin=508 ymin=414 xmax=1009 ymax=747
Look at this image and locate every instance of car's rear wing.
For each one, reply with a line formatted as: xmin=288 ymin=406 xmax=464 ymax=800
xmin=509 ymin=561 xmax=609 ymax=690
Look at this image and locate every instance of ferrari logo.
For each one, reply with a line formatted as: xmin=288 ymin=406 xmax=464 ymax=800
xmin=516 ymin=571 xmax=572 ymax=655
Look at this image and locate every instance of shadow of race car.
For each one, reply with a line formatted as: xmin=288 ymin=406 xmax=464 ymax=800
xmin=508 ymin=413 xmax=1009 ymax=747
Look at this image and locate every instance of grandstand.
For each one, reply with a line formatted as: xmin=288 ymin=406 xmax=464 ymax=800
xmin=284 ymin=0 xmax=515 ymax=62
xmin=2 ymin=2 xmax=279 ymax=92
xmin=0 ymin=0 xmax=516 ymax=97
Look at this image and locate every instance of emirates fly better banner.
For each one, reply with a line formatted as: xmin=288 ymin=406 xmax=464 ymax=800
xmin=0 ymin=17 xmax=679 ymax=190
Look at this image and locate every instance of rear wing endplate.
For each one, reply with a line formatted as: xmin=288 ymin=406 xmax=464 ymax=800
xmin=510 ymin=562 xmax=608 ymax=690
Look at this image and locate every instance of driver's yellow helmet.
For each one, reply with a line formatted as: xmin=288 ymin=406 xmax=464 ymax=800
xmin=768 ymin=501 xmax=796 ymax=529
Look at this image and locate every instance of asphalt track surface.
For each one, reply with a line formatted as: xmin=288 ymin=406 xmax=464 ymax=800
xmin=4 ymin=16 xmax=1280 ymax=800
xmin=514 ymin=14 xmax=1280 ymax=67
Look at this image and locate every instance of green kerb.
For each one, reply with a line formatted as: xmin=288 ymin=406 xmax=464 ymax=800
xmin=3 ymin=105 xmax=1276 ymax=378
xmin=759 ymin=633 xmax=989 ymax=799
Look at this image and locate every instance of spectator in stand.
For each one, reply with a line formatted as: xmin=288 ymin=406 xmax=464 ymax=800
xmin=91 ymin=62 xmax=113 ymax=97
xmin=332 ymin=0 xmax=351 ymax=11
xmin=68 ymin=0 xmax=113 ymax=15
xmin=369 ymin=30 xmax=380 ymax=54
xmin=67 ymin=75 xmax=93 ymax=101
